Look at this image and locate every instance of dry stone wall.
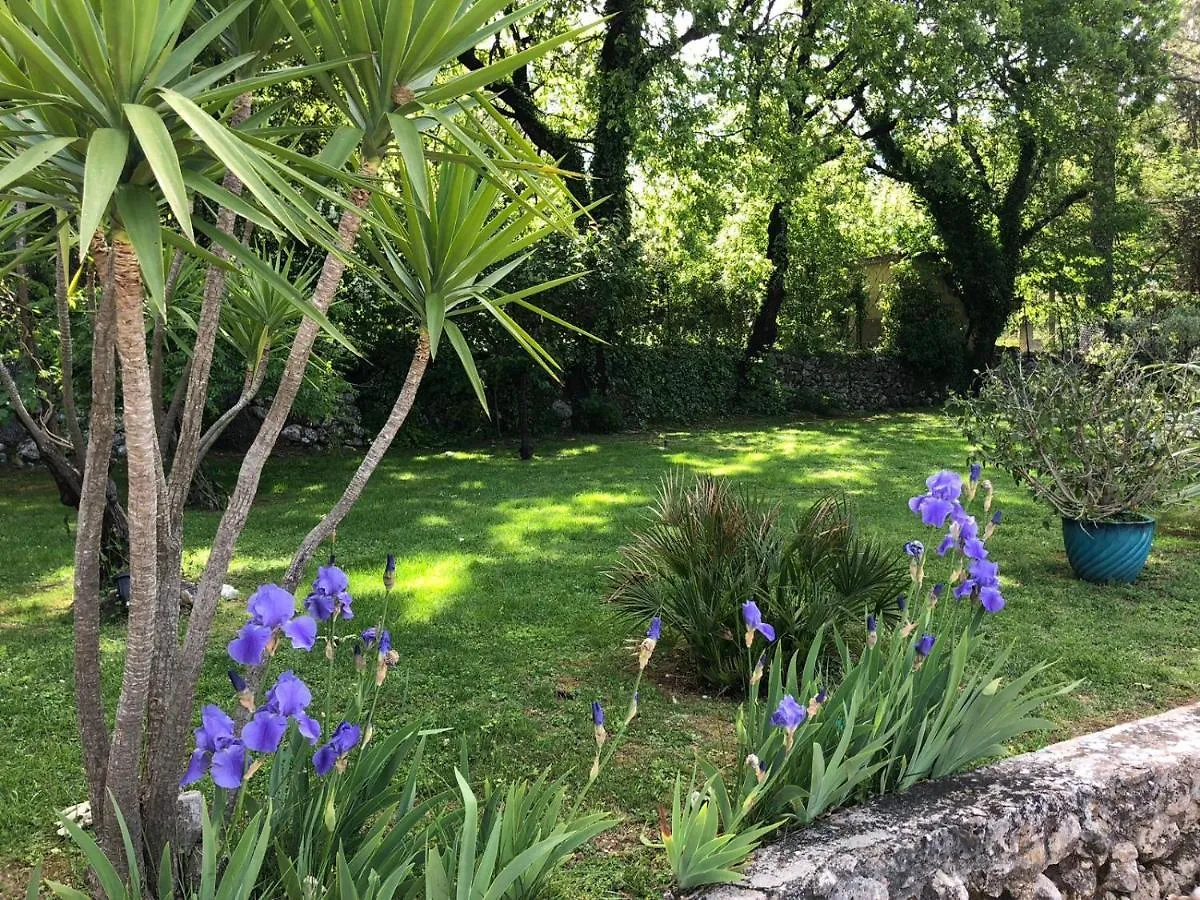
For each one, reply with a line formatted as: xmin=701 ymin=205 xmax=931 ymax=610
xmin=701 ymin=704 xmax=1200 ymax=900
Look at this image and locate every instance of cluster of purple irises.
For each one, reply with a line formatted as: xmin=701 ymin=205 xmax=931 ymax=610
xmin=182 ymin=563 xmax=390 ymax=790
xmin=907 ymin=465 xmax=1004 ymax=613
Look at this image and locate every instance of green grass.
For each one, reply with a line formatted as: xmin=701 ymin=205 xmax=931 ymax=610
xmin=2 ymin=412 xmax=1199 ymax=896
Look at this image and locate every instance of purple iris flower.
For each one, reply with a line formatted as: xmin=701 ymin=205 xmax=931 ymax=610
xmin=910 ymin=471 xmax=965 ymax=529
xmin=384 ymin=553 xmax=396 ymax=592
xmin=741 ymin=600 xmax=776 ymax=646
xmin=243 ymin=670 xmax=321 ymax=751
xmin=969 ymin=558 xmax=999 ymax=583
xmin=361 ymin=627 xmax=377 ymax=645
xmin=228 ymin=585 xmax=317 ymax=666
xmin=992 ymin=510 xmax=1002 ymax=525
xmin=963 ymin=538 xmax=989 ymax=561
xmin=931 ymin=582 xmax=945 ymax=600
xmin=909 ymin=494 xmax=957 ymax=528
xmin=867 ymin=614 xmax=876 ymax=633
xmin=926 ymin=470 xmax=963 ymax=501
xmin=815 ymin=687 xmax=828 ymax=703
xmin=181 ymin=705 xmax=246 ymax=789
xmin=979 ymin=585 xmax=1005 ymax=613
xmin=313 ymin=721 xmax=362 ymax=776
xmin=770 ymin=695 xmax=807 ymax=732
xmin=591 ymin=700 xmax=605 ymax=727
xmin=228 ymin=670 xmax=248 ymax=693
xmin=377 ymin=630 xmax=392 ymax=656
xmin=305 ymin=591 xmax=335 ymax=621
xmin=937 ymin=533 xmax=955 ymax=556
xmin=647 ymin=616 xmax=662 ymax=641
xmin=896 ymin=594 xmax=907 ymax=612
xmin=915 ymin=634 xmax=936 ymax=657
xmin=242 ymin=711 xmax=288 ymax=753
xmin=904 ymin=540 xmax=924 ymax=558
xmin=969 ymin=463 xmax=982 ymax=483
xmin=305 ymin=565 xmax=354 ymax=621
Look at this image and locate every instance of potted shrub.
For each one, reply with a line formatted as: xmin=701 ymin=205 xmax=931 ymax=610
xmin=956 ymin=346 xmax=1200 ymax=583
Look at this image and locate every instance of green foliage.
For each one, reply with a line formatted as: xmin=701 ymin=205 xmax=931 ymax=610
xmin=1115 ymin=306 xmax=1200 ymax=363
xmin=954 ymin=348 xmax=1200 ymax=520
xmin=573 ymin=395 xmax=624 ymax=434
xmin=423 ymin=771 xmax=615 ymax=900
xmin=607 ymin=473 xmax=904 ymax=691
xmin=657 ymin=773 xmax=776 ymax=890
xmin=604 ymin=344 xmax=740 ymax=429
xmin=42 ymin=793 xmax=271 ymax=900
xmin=879 ymin=260 xmax=965 ymax=384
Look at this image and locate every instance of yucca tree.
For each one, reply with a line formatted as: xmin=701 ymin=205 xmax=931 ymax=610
xmin=0 ymin=0 xmax=359 ymax=866
xmin=282 ymin=151 xmax=593 ymax=588
xmin=0 ymin=0 xmax=596 ymax=883
xmin=158 ymin=0 xmax=599 ymax=831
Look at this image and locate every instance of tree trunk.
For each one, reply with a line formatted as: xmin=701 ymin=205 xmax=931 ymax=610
xmin=591 ymin=0 xmax=648 ymax=234
xmin=745 ymin=200 xmax=790 ymax=364
xmin=143 ymin=99 xmax=256 ymax=863
xmin=99 ymin=234 xmax=161 ymax=877
xmin=55 ymin=244 xmax=88 ymax=456
xmin=282 ymin=332 xmax=431 ymax=591
xmin=73 ymin=247 xmax=118 ymax=831
xmin=148 ymin=158 xmax=382 ymax=848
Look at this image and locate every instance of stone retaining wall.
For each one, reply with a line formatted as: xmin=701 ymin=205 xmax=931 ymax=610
xmin=702 ymin=703 xmax=1200 ymax=900
xmin=769 ymin=352 xmax=950 ymax=413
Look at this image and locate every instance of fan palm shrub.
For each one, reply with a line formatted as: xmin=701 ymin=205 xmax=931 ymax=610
xmin=607 ymin=473 xmax=905 ymax=691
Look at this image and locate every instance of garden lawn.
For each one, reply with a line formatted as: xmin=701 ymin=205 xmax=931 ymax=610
xmin=2 ymin=412 xmax=1199 ymax=897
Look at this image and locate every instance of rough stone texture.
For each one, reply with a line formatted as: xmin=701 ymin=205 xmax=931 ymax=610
xmin=769 ymin=352 xmax=950 ymax=413
xmin=700 ymin=703 xmax=1200 ymax=900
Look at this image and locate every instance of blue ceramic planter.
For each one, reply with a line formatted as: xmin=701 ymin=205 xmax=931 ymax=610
xmin=1061 ymin=517 xmax=1156 ymax=584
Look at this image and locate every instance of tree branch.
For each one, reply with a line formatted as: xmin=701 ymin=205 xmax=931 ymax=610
xmin=194 ymin=352 xmax=269 ymax=466
xmin=1019 ymin=186 xmax=1091 ymax=247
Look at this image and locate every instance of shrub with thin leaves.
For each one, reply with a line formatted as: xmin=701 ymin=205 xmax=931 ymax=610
xmin=656 ymin=773 xmax=776 ymax=891
xmin=954 ymin=346 xmax=1200 ymax=521
xmin=607 ymin=472 xmax=904 ymax=691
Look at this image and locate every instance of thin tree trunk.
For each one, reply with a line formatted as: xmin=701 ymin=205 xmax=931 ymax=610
xmin=73 ymin=255 xmax=118 ymax=825
xmin=148 ymin=156 xmax=382 ymax=848
xmin=55 ymin=244 xmax=88 ymax=456
xmin=99 ymin=235 xmax=161 ymax=876
xmin=143 ymin=101 xmax=256 ymax=857
xmin=168 ymin=94 xmax=254 ymax=515
xmin=0 ymin=362 xmax=82 ymax=498
xmin=195 ymin=353 xmax=269 ymax=464
xmin=283 ymin=332 xmax=430 ymax=591
xmin=745 ymin=199 xmax=790 ymax=364
xmin=518 ymin=366 xmax=533 ymax=460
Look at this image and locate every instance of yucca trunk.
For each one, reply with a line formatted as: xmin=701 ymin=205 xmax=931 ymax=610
xmin=282 ymin=331 xmax=431 ymax=591
xmin=98 ymin=235 xmax=161 ymax=875
xmin=147 ymin=157 xmax=381 ymax=858
xmin=72 ymin=245 xmax=118 ymax=827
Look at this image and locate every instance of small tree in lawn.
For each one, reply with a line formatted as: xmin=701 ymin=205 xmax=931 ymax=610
xmin=0 ymin=0 xmax=593 ymax=881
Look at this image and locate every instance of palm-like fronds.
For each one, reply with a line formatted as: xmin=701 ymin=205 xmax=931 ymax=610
xmin=0 ymin=0 xmax=349 ymax=316
xmin=608 ymin=473 xmax=905 ymax=691
xmin=222 ymin=249 xmax=315 ymax=368
xmin=362 ymin=151 xmax=591 ymax=411
xmin=273 ymin=0 xmax=599 ymax=159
